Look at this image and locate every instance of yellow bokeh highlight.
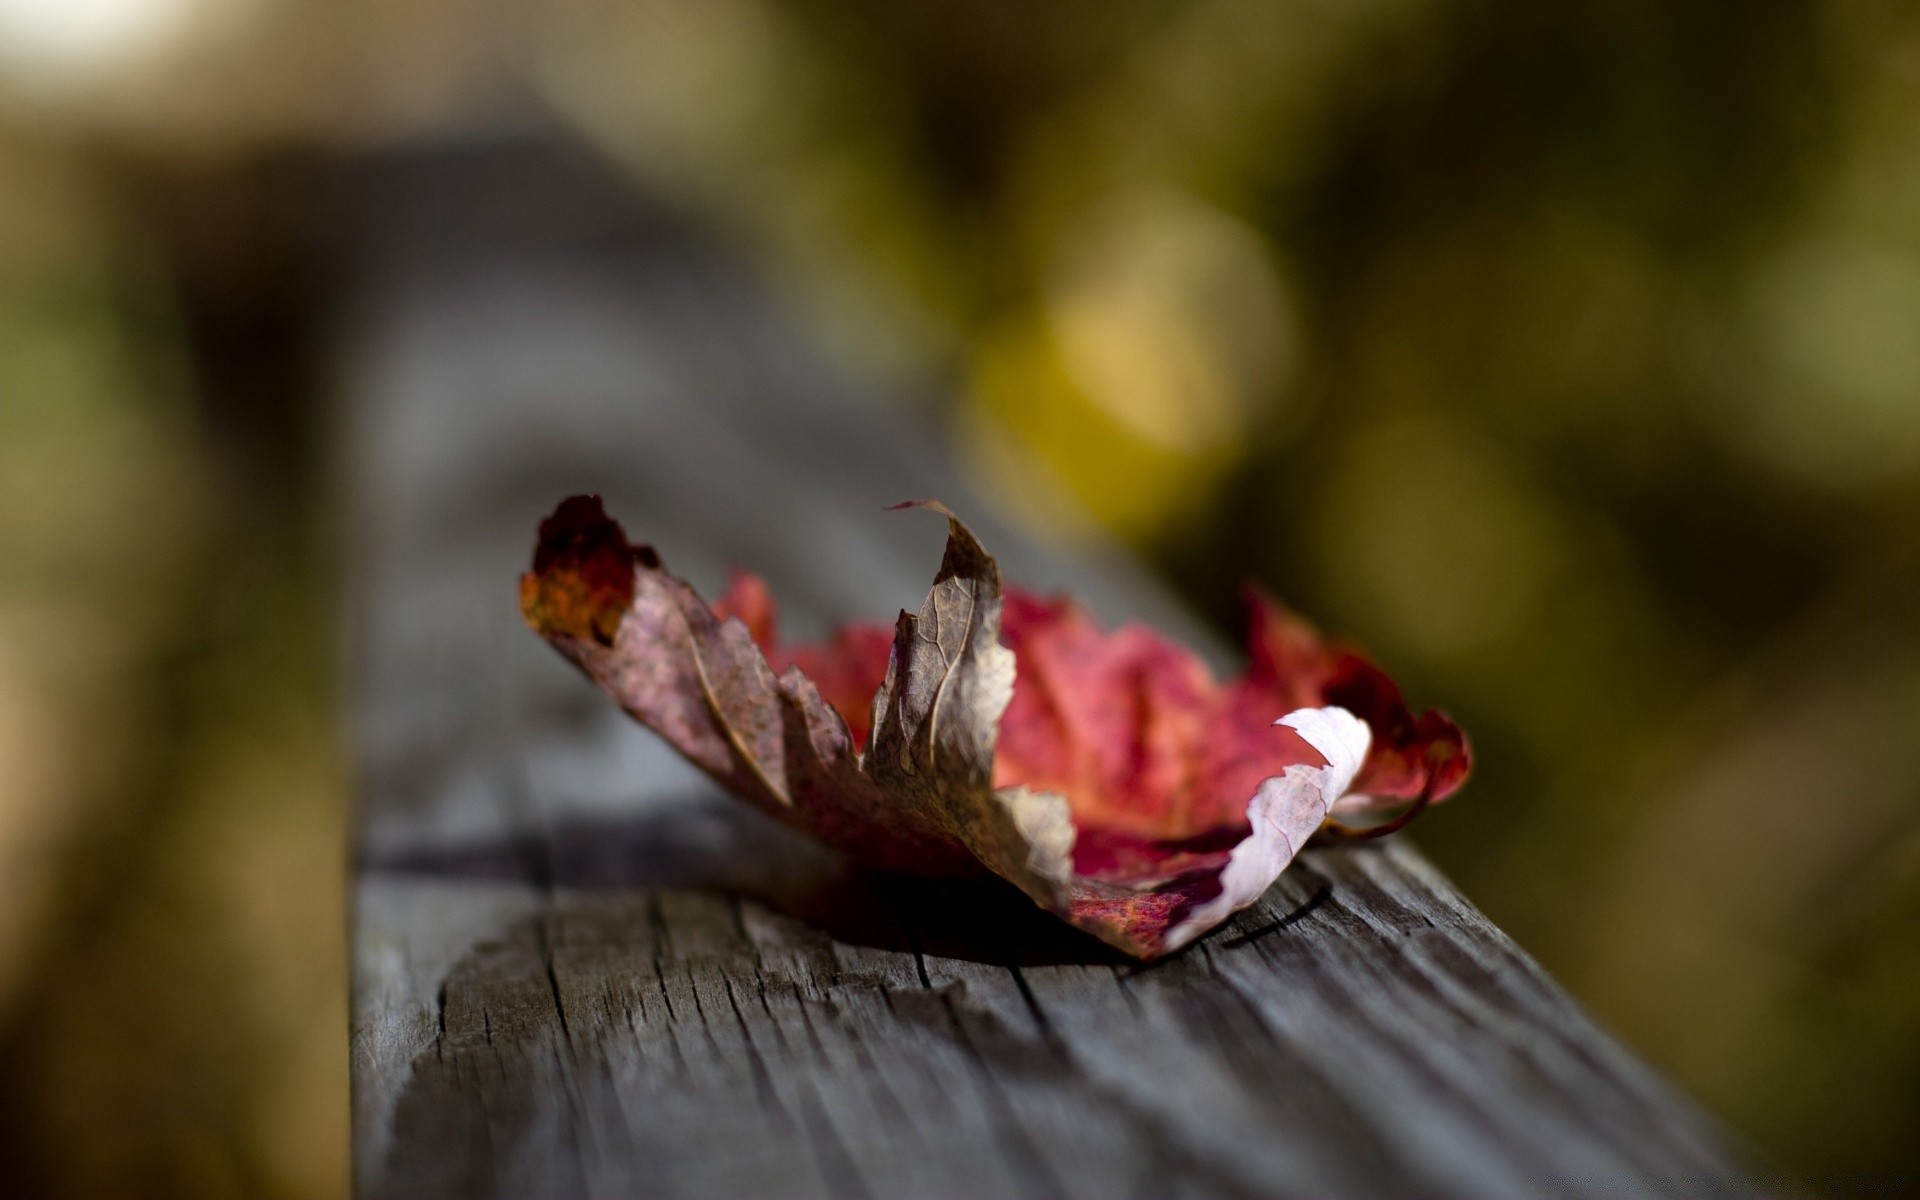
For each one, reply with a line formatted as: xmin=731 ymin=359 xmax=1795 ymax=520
xmin=967 ymin=190 xmax=1297 ymax=543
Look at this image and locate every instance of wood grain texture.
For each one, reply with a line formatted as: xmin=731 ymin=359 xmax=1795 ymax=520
xmin=342 ymin=134 xmax=1766 ymax=1199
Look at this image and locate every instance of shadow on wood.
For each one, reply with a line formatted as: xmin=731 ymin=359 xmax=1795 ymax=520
xmin=362 ymin=799 xmax=1144 ymax=968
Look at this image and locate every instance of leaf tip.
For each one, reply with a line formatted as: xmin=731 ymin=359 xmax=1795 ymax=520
xmin=885 ymin=497 xmax=958 ymax=520
xmin=520 ymin=493 xmax=650 ymax=646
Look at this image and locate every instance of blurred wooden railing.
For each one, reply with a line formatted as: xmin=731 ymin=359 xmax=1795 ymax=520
xmin=342 ymin=132 xmax=1762 ymax=1199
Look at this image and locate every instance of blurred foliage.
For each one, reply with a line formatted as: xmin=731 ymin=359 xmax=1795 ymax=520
xmin=1 ymin=0 xmax=1918 ymax=1195
xmin=0 ymin=128 xmax=345 ymax=1196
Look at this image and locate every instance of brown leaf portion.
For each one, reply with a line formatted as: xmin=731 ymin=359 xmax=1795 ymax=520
xmin=520 ymin=496 xmax=979 ymax=876
xmin=867 ymin=502 xmax=1011 ymax=788
xmin=522 ymin=499 xmax=793 ymax=814
xmin=865 ymin=503 xmax=1076 ymax=907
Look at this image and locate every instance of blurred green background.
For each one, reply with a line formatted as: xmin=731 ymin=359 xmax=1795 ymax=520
xmin=2 ymin=0 xmax=1918 ymax=1195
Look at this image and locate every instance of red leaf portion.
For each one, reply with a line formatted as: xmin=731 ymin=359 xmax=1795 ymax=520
xmin=713 ymin=575 xmax=1468 ymax=832
xmin=1240 ymin=589 xmax=1471 ymax=810
xmin=711 ymin=568 xmax=776 ymax=647
xmin=993 ymin=590 xmax=1332 ymax=857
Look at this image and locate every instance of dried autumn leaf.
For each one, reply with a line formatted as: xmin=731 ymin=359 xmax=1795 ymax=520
xmin=521 ymin=495 xmax=1468 ymax=958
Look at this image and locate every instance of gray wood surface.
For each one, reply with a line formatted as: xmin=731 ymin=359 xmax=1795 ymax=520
xmin=342 ymin=134 xmax=1766 ymax=1199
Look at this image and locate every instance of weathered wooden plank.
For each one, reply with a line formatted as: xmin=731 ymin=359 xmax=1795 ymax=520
xmin=342 ymin=133 xmax=1766 ymax=1199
